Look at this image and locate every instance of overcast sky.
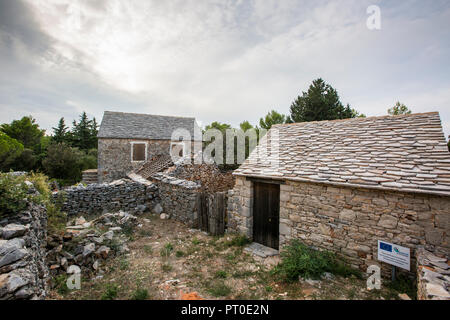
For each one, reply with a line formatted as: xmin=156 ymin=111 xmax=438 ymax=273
xmin=0 ymin=0 xmax=449 ymax=138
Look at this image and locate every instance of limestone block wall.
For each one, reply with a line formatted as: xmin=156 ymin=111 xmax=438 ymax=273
xmin=0 ymin=202 xmax=48 ymax=300
xmin=98 ymin=138 xmax=172 ymax=183
xmin=151 ymin=173 xmax=200 ymax=227
xmin=228 ymin=176 xmax=450 ymax=276
xmin=54 ymin=180 xmax=158 ymax=217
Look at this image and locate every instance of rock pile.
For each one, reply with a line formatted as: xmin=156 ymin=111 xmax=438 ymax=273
xmin=46 ymin=211 xmax=139 ymax=280
xmin=53 ymin=179 xmax=158 ymax=217
xmin=0 ymin=202 xmax=48 ymax=300
xmin=416 ymin=247 xmax=450 ymax=300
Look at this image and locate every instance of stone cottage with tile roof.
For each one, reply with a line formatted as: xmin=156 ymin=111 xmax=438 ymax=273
xmin=97 ymin=111 xmax=202 ymax=183
xmin=228 ymin=112 xmax=450 ymax=275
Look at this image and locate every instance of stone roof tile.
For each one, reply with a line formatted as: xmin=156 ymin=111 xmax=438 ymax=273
xmin=234 ymin=112 xmax=450 ymax=196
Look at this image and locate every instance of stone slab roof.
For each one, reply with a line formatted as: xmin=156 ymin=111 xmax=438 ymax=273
xmin=98 ymin=111 xmax=202 ymax=141
xmin=234 ymin=112 xmax=450 ymax=196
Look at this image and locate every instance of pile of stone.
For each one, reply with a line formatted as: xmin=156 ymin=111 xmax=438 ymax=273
xmin=46 ymin=211 xmax=139 ymax=280
xmin=416 ymin=247 xmax=450 ymax=300
xmin=165 ymin=163 xmax=235 ymax=193
xmin=53 ymin=178 xmax=158 ymax=217
xmin=0 ymin=203 xmax=48 ymax=300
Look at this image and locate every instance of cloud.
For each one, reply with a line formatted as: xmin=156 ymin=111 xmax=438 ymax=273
xmin=0 ymin=0 xmax=449 ymax=140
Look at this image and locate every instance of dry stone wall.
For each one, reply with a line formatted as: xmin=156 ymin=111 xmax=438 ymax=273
xmin=54 ymin=179 xmax=158 ymax=217
xmin=151 ymin=173 xmax=200 ymax=227
xmin=228 ymin=176 xmax=450 ymax=277
xmin=416 ymin=247 xmax=450 ymax=300
xmin=0 ymin=202 xmax=48 ymax=300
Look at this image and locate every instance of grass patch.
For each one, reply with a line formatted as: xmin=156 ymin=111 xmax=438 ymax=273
xmin=160 ymin=242 xmax=174 ymax=257
xmin=139 ymin=229 xmax=152 ymax=237
xmin=161 ymin=263 xmax=173 ymax=272
xmin=175 ymin=250 xmax=185 ymax=258
xmin=272 ymin=240 xmax=362 ymax=282
xmin=119 ymin=258 xmax=129 ymax=270
xmin=143 ymin=245 xmax=153 ymax=255
xmin=192 ymin=238 xmax=201 ymax=245
xmin=385 ymin=274 xmax=417 ymax=300
xmin=224 ymin=235 xmax=251 ymax=247
xmin=54 ymin=274 xmax=69 ymax=295
xmin=131 ymin=288 xmax=149 ymax=300
xmin=101 ymin=284 xmax=119 ymax=300
xmin=207 ymin=281 xmax=232 ymax=297
xmin=214 ymin=270 xmax=228 ymax=279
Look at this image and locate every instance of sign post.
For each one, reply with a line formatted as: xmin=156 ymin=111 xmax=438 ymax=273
xmin=377 ymin=240 xmax=411 ymax=274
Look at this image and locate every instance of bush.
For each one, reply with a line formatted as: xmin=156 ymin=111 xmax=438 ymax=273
xmin=272 ymin=240 xmax=361 ymax=282
xmin=0 ymin=173 xmax=29 ymax=217
xmin=207 ymin=281 xmax=232 ymax=297
xmin=225 ymin=235 xmax=251 ymax=247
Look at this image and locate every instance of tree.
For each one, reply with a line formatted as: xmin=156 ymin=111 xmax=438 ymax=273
xmin=71 ymin=112 xmax=97 ymax=150
xmin=0 ymin=132 xmax=24 ymax=171
xmin=287 ymin=78 xmax=362 ymax=123
xmin=259 ymin=110 xmax=287 ymax=129
xmin=388 ymin=102 xmax=412 ymax=115
xmin=42 ymin=143 xmax=84 ymax=182
xmin=0 ymin=116 xmax=45 ymax=151
xmin=52 ymin=117 xmax=68 ymax=143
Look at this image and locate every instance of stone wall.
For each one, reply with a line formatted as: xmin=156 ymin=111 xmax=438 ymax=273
xmin=228 ymin=176 xmax=450 ymax=276
xmin=151 ymin=173 xmax=200 ymax=227
xmin=0 ymin=202 xmax=48 ymax=300
xmin=98 ymin=138 xmax=202 ymax=183
xmin=98 ymin=138 xmax=172 ymax=183
xmin=54 ymin=179 xmax=158 ymax=217
xmin=416 ymin=247 xmax=450 ymax=300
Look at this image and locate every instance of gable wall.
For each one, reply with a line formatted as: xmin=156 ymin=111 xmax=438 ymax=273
xmin=228 ymin=176 xmax=450 ymax=277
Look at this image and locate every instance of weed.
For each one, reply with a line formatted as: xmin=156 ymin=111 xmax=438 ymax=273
xmin=265 ymin=286 xmax=273 ymax=293
xmin=101 ymin=284 xmax=119 ymax=300
xmin=175 ymin=250 xmax=185 ymax=258
xmin=139 ymin=229 xmax=152 ymax=237
xmin=119 ymin=258 xmax=129 ymax=270
xmin=143 ymin=245 xmax=153 ymax=255
xmin=224 ymin=235 xmax=251 ymax=247
xmin=386 ymin=274 xmax=417 ymax=300
xmin=207 ymin=281 xmax=232 ymax=297
xmin=192 ymin=238 xmax=201 ymax=245
xmin=271 ymin=240 xmax=362 ymax=282
xmin=160 ymin=242 xmax=174 ymax=257
xmin=161 ymin=263 xmax=173 ymax=272
xmin=54 ymin=274 xmax=69 ymax=295
xmin=214 ymin=270 xmax=228 ymax=279
xmin=131 ymin=288 xmax=149 ymax=300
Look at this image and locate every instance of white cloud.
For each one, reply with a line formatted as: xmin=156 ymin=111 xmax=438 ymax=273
xmin=0 ymin=0 xmax=449 ymax=140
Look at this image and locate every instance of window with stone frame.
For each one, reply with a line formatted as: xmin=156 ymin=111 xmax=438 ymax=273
xmin=132 ymin=143 xmax=146 ymax=161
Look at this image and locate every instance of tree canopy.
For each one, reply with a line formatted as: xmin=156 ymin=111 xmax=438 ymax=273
xmin=388 ymin=102 xmax=412 ymax=115
xmin=259 ymin=110 xmax=287 ymax=129
xmin=287 ymin=78 xmax=364 ymax=123
xmin=0 ymin=116 xmax=45 ymax=151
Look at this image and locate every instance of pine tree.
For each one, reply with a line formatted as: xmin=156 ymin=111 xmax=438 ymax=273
xmin=71 ymin=112 xmax=94 ymax=150
xmin=259 ymin=110 xmax=287 ymax=129
xmin=52 ymin=117 xmax=68 ymax=143
xmin=287 ymin=78 xmax=362 ymax=123
xmin=388 ymin=102 xmax=412 ymax=115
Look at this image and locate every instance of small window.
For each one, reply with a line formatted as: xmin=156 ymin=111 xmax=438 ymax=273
xmin=132 ymin=143 xmax=146 ymax=161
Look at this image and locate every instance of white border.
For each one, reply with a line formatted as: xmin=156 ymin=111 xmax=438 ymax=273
xmin=130 ymin=141 xmax=148 ymax=162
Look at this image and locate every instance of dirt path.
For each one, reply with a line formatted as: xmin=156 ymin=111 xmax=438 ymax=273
xmin=50 ymin=213 xmax=406 ymax=300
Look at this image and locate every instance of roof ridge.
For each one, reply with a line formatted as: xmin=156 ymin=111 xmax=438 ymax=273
xmin=104 ymin=110 xmax=196 ymax=120
xmin=273 ymin=111 xmax=440 ymax=127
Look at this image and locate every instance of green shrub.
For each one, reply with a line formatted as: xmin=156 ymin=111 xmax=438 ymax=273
xmin=0 ymin=173 xmax=29 ymax=217
xmin=386 ymin=274 xmax=417 ymax=300
xmin=101 ymin=284 xmax=119 ymax=300
xmin=175 ymin=250 xmax=185 ymax=258
xmin=272 ymin=240 xmax=361 ymax=282
xmin=160 ymin=243 xmax=174 ymax=257
xmin=131 ymin=288 xmax=149 ymax=300
xmin=54 ymin=274 xmax=69 ymax=295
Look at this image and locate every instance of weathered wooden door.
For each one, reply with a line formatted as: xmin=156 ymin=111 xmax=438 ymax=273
xmin=253 ymin=182 xmax=280 ymax=249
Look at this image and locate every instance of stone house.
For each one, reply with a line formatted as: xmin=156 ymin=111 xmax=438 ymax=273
xmin=228 ymin=112 xmax=450 ymax=274
xmin=97 ymin=111 xmax=202 ymax=183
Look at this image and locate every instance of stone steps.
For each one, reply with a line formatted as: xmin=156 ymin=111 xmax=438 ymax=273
xmin=82 ymin=169 xmax=98 ymax=185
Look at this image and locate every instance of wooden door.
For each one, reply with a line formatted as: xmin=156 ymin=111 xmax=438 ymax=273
xmin=253 ymin=182 xmax=280 ymax=249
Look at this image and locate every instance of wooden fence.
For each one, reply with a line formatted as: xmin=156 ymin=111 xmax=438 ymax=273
xmin=196 ymin=192 xmax=227 ymax=236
